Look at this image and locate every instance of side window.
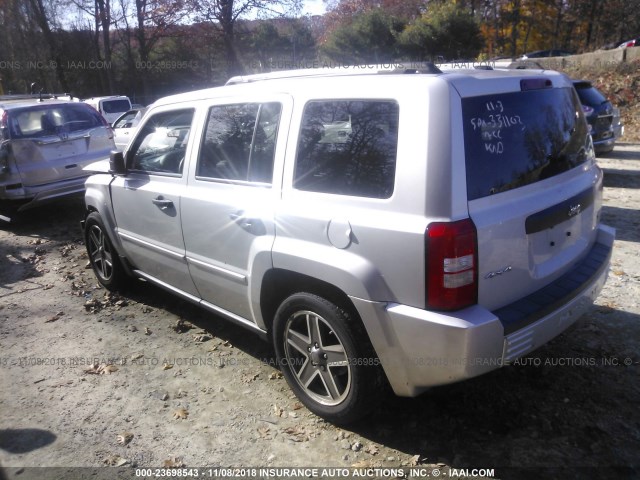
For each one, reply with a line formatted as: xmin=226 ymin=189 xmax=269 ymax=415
xmin=196 ymin=102 xmax=282 ymax=184
xmin=294 ymin=100 xmax=399 ymax=199
xmin=129 ymin=109 xmax=194 ymax=175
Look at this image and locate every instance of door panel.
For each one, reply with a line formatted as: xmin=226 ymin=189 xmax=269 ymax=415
xmin=112 ymin=175 xmax=199 ymax=296
xmin=182 ymin=183 xmax=276 ymax=319
xmin=182 ymin=99 xmax=289 ymax=321
xmin=111 ymin=107 xmax=198 ymax=296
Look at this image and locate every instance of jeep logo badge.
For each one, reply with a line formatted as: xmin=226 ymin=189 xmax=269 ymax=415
xmin=568 ymin=204 xmax=581 ymax=217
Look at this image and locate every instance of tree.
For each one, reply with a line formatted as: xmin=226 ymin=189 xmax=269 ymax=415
xmin=190 ymin=0 xmax=302 ymax=77
xmin=399 ymin=2 xmax=483 ymax=61
xmin=320 ymin=9 xmax=405 ymax=64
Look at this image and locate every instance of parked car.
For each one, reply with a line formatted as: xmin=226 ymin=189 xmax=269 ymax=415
xmin=572 ymin=80 xmax=621 ymax=154
xmin=83 ymin=95 xmax=132 ymax=125
xmin=83 ymin=66 xmax=614 ymax=423
xmin=112 ymin=108 xmax=146 ymax=150
xmin=519 ymin=49 xmax=573 ymax=59
xmin=0 ymin=97 xmax=115 ymax=220
xmin=618 ymin=37 xmax=639 ymax=48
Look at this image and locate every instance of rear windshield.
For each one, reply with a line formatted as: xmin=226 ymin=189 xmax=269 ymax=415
xmin=573 ymin=83 xmax=608 ymax=107
xmin=102 ymin=99 xmax=131 ymax=113
xmin=6 ymin=103 xmax=104 ymax=139
xmin=463 ymin=87 xmax=589 ymax=201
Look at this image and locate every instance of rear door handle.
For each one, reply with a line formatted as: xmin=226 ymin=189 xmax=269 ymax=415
xmin=152 ymin=196 xmax=173 ymax=210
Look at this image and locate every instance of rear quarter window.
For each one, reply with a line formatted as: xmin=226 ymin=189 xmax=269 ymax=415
xmin=463 ymin=87 xmax=589 ymax=201
xmin=294 ymin=100 xmax=399 ymax=199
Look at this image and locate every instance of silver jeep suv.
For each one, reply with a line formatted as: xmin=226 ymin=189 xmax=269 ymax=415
xmin=83 ymin=66 xmax=614 ymax=423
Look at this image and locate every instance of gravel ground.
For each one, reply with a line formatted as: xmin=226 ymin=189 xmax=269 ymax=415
xmin=0 ymin=144 xmax=638 ymax=480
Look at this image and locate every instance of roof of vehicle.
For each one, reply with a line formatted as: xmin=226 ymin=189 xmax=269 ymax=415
xmin=151 ymin=66 xmax=570 ymax=109
xmin=83 ymin=95 xmax=130 ymax=102
xmin=0 ymin=96 xmax=82 ymax=111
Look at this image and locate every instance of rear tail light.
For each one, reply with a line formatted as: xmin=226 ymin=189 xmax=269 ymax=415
xmin=426 ymin=219 xmax=478 ymax=310
xmin=97 ymin=113 xmax=114 ymax=139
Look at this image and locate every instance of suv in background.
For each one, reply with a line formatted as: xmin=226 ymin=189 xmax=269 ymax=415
xmin=83 ymin=96 xmax=132 ymax=125
xmin=83 ymin=66 xmax=614 ymax=423
xmin=573 ymin=80 xmax=620 ymax=154
xmin=0 ymin=97 xmax=115 ymax=220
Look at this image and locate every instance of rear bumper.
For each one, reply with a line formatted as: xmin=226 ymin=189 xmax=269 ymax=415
xmin=0 ymin=175 xmax=90 ymax=212
xmin=353 ymin=224 xmax=615 ymax=397
xmin=592 ymin=134 xmax=615 ymax=153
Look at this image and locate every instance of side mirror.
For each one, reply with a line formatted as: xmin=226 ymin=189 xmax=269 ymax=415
xmin=109 ymin=150 xmax=127 ymax=175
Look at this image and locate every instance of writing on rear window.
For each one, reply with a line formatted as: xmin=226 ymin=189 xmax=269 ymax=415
xmin=463 ymin=87 xmax=589 ymax=200
xmin=469 ymin=102 xmax=525 ymax=156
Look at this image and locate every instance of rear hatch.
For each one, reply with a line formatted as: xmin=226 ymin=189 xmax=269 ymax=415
xmin=100 ymin=98 xmax=132 ymax=124
xmin=455 ymin=73 xmax=603 ymax=313
xmin=7 ymin=103 xmax=114 ymax=186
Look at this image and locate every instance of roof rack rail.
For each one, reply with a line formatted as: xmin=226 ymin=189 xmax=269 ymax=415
xmin=225 ymin=63 xmax=443 ymax=85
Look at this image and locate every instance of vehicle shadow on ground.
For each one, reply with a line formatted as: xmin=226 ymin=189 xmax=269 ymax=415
xmin=0 ymin=197 xmax=85 ymax=240
xmin=0 ymin=429 xmax=56 ymax=454
xmin=601 ymin=145 xmax=640 ymax=161
xmin=601 ymin=205 xmax=640 ymax=242
xmin=117 ymin=279 xmax=274 ymax=360
xmin=348 ymin=308 xmax=640 ymax=475
xmin=0 ymin=197 xmax=85 ymax=292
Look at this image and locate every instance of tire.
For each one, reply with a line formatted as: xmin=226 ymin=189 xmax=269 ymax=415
xmin=84 ymin=212 xmax=129 ymax=290
xmin=273 ymin=292 xmax=383 ymax=424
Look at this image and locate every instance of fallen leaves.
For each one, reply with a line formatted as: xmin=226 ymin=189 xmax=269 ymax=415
xmin=103 ymin=455 xmax=129 ymax=466
xmin=241 ymin=372 xmax=259 ymax=384
xmin=163 ymin=457 xmax=185 ymax=468
xmin=281 ymin=425 xmax=317 ymax=442
xmin=84 ymin=292 xmax=128 ymax=313
xmin=364 ymin=444 xmax=380 ymax=455
xmin=45 ymin=311 xmax=64 ymax=323
xmin=192 ymin=332 xmax=212 ymax=344
xmin=116 ymin=432 xmax=134 ymax=445
xmin=84 ymin=363 xmax=118 ymax=375
xmin=272 ymin=404 xmax=285 ymax=418
xmin=172 ymin=319 xmax=194 ymax=333
xmin=173 ymin=408 xmax=189 ymax=420
xmin=257 ymin=426 xmax=273 ymax=440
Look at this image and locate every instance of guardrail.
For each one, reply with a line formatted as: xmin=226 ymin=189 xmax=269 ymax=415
xmin=532 ymin=47 xmax=640 ymax=70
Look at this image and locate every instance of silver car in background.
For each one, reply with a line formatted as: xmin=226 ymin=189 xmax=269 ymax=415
xmin=0 ymin=97 xmax=115 ymax=220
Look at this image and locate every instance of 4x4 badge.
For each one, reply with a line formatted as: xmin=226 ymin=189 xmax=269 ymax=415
xmin=484 ymin=266 xmax=512 ymax=279
xmin=568 ymin=204 xmax=581 ymax=217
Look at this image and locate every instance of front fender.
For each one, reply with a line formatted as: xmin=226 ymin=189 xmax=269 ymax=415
xmin=84 ymin=175 xmax=125 ymax=257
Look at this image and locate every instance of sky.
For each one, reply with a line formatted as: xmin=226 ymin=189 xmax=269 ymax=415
xmin=301 ymin=0 xmax=328 ymax=16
